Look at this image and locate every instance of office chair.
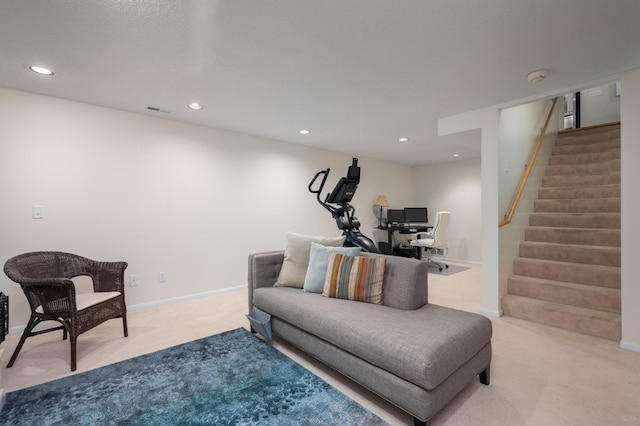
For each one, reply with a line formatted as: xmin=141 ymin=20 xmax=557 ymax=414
xmin=409 ymin=211 xmax=451 ymax=271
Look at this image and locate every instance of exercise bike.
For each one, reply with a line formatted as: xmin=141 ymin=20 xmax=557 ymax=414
xmin=308 ymin=158 xmax=380 ymax=253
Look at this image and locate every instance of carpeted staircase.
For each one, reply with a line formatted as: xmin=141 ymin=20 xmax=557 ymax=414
xmin=502 ymin=122 xmax=621 ymax=341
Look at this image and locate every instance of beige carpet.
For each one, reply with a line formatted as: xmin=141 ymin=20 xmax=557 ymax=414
xmin=2 ymin=263 xmax=640 ymax=425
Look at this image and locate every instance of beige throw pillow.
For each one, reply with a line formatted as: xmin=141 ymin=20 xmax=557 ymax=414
xmin=274 ymin=232 xmax=345 ymax=288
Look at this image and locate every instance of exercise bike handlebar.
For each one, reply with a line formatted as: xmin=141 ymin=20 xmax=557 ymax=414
xmin=308 ymin=168 xmax=338 ymax=215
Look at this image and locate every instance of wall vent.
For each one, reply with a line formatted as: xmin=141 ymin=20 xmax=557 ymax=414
xmin=147 ymin=106 xmax=173 ymax=114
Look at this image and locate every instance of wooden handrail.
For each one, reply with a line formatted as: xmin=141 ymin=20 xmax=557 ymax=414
xmin=499 ymin=97 xmax=558 ymax=228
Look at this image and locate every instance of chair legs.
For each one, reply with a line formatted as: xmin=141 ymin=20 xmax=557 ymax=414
xmin=414 ymin=246 xmax=449 ymax=271
xmin=424 ymin=248 xmax=448 ymax=271
xmin=70 ymin=338 xmax=77 ymax=371
xmin=122 ymin=314 xmax=129 ymax=337
xmin=7 ymin=316 xmax=67 ymax=368
xmin=7 ymin=317 xmax=36 ymax=368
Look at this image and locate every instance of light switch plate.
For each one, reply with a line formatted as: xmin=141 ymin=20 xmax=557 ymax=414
xmin=32 ymin=205 xmax=44 ymax=219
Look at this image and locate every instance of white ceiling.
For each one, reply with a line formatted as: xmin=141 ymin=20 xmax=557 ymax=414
xmin=2 ymin=1 xmax=639 ymax=166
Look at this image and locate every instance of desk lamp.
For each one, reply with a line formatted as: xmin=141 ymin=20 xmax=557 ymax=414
xmin=374 ymin=195 xmax=390 ymax=228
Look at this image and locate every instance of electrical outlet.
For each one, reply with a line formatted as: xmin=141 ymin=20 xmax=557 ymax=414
xmin=130 ymin=275 xmax=139 ymax=286
xmin=159 ymin=272 xmax=167 ymax=283
xmin=32 ymin=205 xmax=44 ymax=219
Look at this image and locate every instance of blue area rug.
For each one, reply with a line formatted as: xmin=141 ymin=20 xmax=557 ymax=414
xmin=0 ymin=328 xmax=388 ymax=425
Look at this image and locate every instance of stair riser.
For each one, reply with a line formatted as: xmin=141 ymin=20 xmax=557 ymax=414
xmin=542 ymin=173 xmax=620 ymax=187
xmin=548 ymin=148 xmax=620 ymax=165
xmin=524 ymin=227 xmax=620 ymax=247
xmin=502 ymin=296 xmax=621 ymax=341
xmin=507 ymin=278 xmax=621 ymax=313
xmin=556 ymin=128 xmax=620 ymax=145
xmin=529 ymin=213 xmax=620 ymax=229
xmin=538 ymin=185 xmax=620 ymax=200
xmin=545 ymin=159 xmax=620 ymax=176
xmin=552 ymin=139 xmax=621 ymax=155
xmin=534 ymin=198 xmax=620 ymax=213
xmin=519 ymin=243 xmax=620 ymax=267
xmin=513 ymin=259 xmax=620 ymax=289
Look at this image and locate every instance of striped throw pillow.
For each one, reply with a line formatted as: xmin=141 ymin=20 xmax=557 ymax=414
xmin=322 ymin=253 xmax=386 ymax=304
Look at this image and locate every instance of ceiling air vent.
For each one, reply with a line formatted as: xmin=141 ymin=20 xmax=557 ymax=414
xmin=147 ymin=106 xmax=173 ymax=114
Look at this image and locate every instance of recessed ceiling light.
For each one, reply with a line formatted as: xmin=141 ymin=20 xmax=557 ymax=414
xmin=398 ymin=137 xmax=409 ymax=142
xmin=452 ymin=154 xmax=460 ymax=158
xmin=188 ymin=102 xmax=203 ymax=110
xmin=29 ymin=66 xmax=54 ymax=76
xmin=299 ymin=129 xmax=310 ymax=135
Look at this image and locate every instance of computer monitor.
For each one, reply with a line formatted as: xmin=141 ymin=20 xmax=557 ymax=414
xmin=404 ymin=207 xmax=428 ymax=224
xmin=386 ymin=209 xmax=405 ymax=225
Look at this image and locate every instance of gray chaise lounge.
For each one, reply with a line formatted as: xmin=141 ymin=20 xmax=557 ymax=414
xmin=248 ymin=250 xmax=492 ymax=425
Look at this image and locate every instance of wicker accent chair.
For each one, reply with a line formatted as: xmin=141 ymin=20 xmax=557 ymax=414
xmin=4 ymin=251 xmax=128 ymax=371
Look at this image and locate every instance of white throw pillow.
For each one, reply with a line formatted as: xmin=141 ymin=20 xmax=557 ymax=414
xmin=274 ymin=232 xmax=345 ymax=288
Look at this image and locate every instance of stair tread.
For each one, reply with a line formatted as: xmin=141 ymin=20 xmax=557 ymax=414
xmin=540 ymin=183 xmax=620 ymax=189
xmin=508 ymin=275 xmax=621 ymax=314
xmin=542 ymin=173 xmax=620 ymax=187
xmin=530 ymin=212 xmax=620 ymax=217
xmin=529 ymin=212 xmax=621 ymax=229
xmin=538 ymin=184 xmax=620 ymax=192
xmin=552 ymin=140 xmax=621 ymax=154
xmin=533 ymin=198 xmax=620 ymax=214
xmin=508 ymin=274 xmax=621 ymax=294
xmin=535 ymin=197 xmax=620 ymax=202
xmin=518 ymin=241 xmax=621 ymax=267
xmin=503 ymin=294 xmax=622 ymax=341
xmin=520 ymin=241 xmax=620 ymax=252
xmin=525 ymin=225 xmax=620 ymax=232
xmin=545 ymin=162 xmax=621 ymax=176
xmin=553 ymin=138 xmax=620 ymax=148
xmin=524 ymin=226 xmax=620 ymax=246
xmin=549 ymin=148 xmax=621 ymax=165
xmin=503 ymin=294 xmax=621 ymax=320
xmin=515 ymin=257 xmax=620 ymax=271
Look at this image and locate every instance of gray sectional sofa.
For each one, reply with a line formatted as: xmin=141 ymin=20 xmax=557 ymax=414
xmin=248 ymin=250 xmax=492 ymax=426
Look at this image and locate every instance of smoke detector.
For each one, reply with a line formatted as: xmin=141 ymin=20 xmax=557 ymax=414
xmin=527 ymin=69 xmax=548 ymax=83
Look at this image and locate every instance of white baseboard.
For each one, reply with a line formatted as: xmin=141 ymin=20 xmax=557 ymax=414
xmin=8 ymin=285 xmax=248 ymax=335
xmin=620 ymin=340 xmax=640 ymax=353
xmin=127 ymin=285 xmax=247 ymax=312
xmin=480 ymin=308 xmax=503 ymax=318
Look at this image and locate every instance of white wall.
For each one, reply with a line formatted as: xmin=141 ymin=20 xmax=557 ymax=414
xmin=0 ymin=88 xmax=414 ymax=329
xmin=498 ymin=99 xmax=554 ymax=218
xmin=558 ymin=81 xmax=621 ymax=130
xmin=620 ymin=68 xmax=640 ymax=351
xmin=580 ymin=82 xmax=621 ymax=127
xmin=439 ymin=107 xmax=501 ymax=317
xmin=412 ymin=157 xmax=481 ymax=263
xmin=497 ymin=99 xmax=559 ymax=308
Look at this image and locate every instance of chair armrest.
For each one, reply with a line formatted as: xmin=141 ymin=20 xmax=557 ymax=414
xmin=17 ymin=278 xmax=76 ymax=315
xmin=248 ymin=251 xmax=284 ymax=312
xmin=409 ymin=231 xmax=433 ymax=241
xmin=89 ymin=261 xmax=128 ymax=293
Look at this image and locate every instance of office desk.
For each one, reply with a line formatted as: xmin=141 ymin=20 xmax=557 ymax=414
xmin=378 ymin=225 xmax=432 ymax=255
